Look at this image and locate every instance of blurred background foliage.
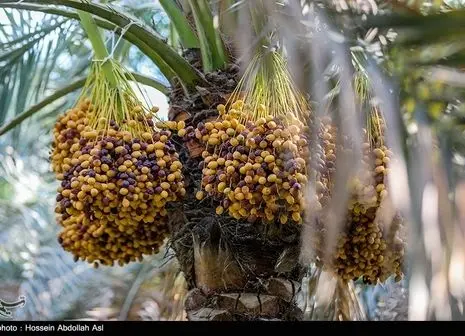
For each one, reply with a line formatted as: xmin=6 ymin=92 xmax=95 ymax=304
xmin=1 ymin=0 xmax=465 ymax=321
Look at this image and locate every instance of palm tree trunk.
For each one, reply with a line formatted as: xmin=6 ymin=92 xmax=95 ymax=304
xmin=169 ymin=210 xmax=304 ymax=320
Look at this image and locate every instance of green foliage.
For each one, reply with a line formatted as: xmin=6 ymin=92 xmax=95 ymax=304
xmin=0 ymin=10 xmax=79 ymax=148
xmin=188 ymin=0 xmax=228 ymax=72
xmin=159 ymin=0 xmax=199 ymax=48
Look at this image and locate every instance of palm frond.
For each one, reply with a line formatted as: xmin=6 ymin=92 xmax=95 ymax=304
xmin=0 ymin=9 xmax=83 ymax=146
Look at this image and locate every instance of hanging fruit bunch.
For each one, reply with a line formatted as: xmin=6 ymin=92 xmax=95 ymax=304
xmin=306 ymin=89 xmax=406 ymax=285
xmin=52 ymin=59 xmax=185 ymax=267
xmin=341 ymin=110 xmax=405 ymax=285
xmin=179 ymin=50 xmax=311 ymax=224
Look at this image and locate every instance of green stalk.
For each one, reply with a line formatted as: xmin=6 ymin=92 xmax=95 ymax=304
xmin=188 ymin=0 xmax=213 ymax=72
xmin=188 ymin=0 xmax=227 ymax=71
xmin=159 ymin=0 xmax=199 ymax=48
xmin=197 ymin=0 xmax=228 ymax=68
xmin=169 ymin=21 xmax=180 ymax=49
xmin=77 ymin=11 xmax=117 ymax=88
xmin=130 ymin=73 xmax=169 ymax=95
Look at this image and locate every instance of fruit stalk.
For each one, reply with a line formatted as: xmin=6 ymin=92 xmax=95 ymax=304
xmin=77 ymin=10 xmax=118 ymax=88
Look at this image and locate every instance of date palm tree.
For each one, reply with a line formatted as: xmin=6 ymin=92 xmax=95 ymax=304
xmin=1 ymin=0 xmax=465 ymax=321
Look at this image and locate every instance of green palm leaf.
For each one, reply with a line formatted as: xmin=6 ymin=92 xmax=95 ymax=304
xmin=159 ymin=0 xmax=199 ymax=48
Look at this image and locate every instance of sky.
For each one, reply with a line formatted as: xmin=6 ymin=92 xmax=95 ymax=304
xmin=131 ymin=82 xmax=169 ymax=120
